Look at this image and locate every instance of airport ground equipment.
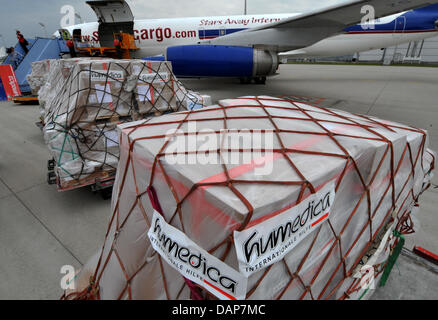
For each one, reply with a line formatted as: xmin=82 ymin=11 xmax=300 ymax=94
xmin=70 ymin=0 xmax=138 ymax=59
xmin=76 ymin=32 xmax=139 ymax=59
xmin=413 ymin=246 xmax=438 ymax=265
xmin=12 ymin=95 xmax=39 ymax=104
xmin=1 ymin=38 xmax=70 ymax=94
xmin=0 ymin=83 xmax=6 ymax=101
xmin=0 ymin=64 xmax=21 ymax=100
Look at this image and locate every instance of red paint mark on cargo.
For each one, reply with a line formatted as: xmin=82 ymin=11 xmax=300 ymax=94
xmin=312 ymin=212 xmax=330 ymax=227
xmin=203 ymin=280 xmax=236 ymax=300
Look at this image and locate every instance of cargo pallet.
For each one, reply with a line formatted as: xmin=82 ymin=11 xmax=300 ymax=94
xmin=13 ymin=95 xmax=39 ymax=104
xmin=47 ymin=158 xmax=115 ymax=199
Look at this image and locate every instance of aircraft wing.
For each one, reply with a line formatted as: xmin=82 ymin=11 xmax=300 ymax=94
xmin=201 ymin=0 xmax=438 ymax=52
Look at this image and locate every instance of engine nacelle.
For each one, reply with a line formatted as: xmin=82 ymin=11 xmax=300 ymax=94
xmin=165 ymin=45 xmax=279 ymax=78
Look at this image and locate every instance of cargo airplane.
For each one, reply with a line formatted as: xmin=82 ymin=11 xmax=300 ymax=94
xmin=64 ymin=0 xmax=438 ymax=83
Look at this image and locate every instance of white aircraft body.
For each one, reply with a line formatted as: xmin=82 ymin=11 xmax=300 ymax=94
xmin=66 ymin=14 xmax=295 ymax=57
xmin=63 ymin=0 xmax=438 ymax=80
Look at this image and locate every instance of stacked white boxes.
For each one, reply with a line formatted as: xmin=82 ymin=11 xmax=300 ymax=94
xmin=26 ymin=60 xmax=52 ymax=95
xmin=40 ymin=58 xmax=211 ymax=190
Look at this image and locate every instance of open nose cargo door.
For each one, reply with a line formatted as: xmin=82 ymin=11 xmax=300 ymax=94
xmin=86 ymin=0 xmax=135 ymax=48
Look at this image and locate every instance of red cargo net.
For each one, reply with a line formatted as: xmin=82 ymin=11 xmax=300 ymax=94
xmin=63 ymin=96 xmax=435 ymax=300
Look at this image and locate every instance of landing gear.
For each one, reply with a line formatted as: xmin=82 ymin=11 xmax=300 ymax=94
xmin=254 ymin=76 xmax=267 ymax=85
xmin=239 ymin=76 xmax=267 ymax=85
xmin=239 ymin=77 xmax=252 ymax=84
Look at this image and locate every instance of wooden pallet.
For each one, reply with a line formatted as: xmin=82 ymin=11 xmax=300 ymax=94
xmin=58 ymin=169 xmax=116 ymax=192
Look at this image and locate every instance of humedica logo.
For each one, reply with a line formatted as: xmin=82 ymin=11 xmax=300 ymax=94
xmin=148 ymin=211 xmax=247 ymax=300
xmin=234 ymin=182 xmax=336 ymax=276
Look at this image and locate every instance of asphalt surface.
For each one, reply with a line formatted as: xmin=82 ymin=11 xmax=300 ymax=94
xmin=0 ymin=64 xmax=437 ymax=299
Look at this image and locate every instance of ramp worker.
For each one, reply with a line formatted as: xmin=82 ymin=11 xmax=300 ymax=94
xmin=6 ymin=47 xmax=24 ymax=69
xmin=114 ymin=34 xmax=123 ymax=59
xmin=66 ymin=39 xmax=77 ymax=58
xmin=16 ymin=31 xmax=29 ymax=54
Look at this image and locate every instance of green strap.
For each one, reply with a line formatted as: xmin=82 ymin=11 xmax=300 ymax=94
xmin=358 ymin=288 xmax=370 ymax=300
xmin=379 ymin=230 xmax=405 ymax=287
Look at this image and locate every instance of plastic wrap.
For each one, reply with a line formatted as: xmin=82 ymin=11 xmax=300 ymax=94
xmin=42 ymin=58 xmax=210 ymax=190
xmin=38 ymin=58 xmax=83 ymax=119
xmin=65 ymin=96 xmax=435 ymax=300
xmin=26 ymin=60 xmax=52 ymax=95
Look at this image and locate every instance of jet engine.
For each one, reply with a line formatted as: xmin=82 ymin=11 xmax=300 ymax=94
xmin=165 ymin=45 xmax=279 ymax=83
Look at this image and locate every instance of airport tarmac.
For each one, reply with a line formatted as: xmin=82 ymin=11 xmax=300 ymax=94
xmin=0 ymin=64 xmax=437 ymax=299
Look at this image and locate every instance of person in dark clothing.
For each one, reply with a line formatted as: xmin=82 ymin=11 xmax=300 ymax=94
xmin=66 ymin=39 xmax=77 ymax=58
xmin=16 ymin=31 xmax=29 ymax=54
xmin=114 ymin=34 xmax=123 ymax=59
xmin=6 ymin=47 xmax=24 ymax=69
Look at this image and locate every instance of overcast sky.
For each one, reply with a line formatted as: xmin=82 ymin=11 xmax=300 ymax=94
xmin=0 ymin=0 xmax=342 ymax=47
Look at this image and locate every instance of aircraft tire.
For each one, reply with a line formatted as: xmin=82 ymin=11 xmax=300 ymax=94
xmin=239 ymin=77 xmax=252 ymax=84
xmin=254 ymin=76 xmax=267 ymax=85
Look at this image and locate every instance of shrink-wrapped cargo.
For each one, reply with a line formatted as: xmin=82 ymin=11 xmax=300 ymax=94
xmin=26 ymin=60 xmax=52 ymax=95
xmin=38 ymin=58 xmax=83 ymax=119
xmin=42 ymin=58 xmax=210 ymax=190
xmin=64 ymin=96 xmax=435 ymax=300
